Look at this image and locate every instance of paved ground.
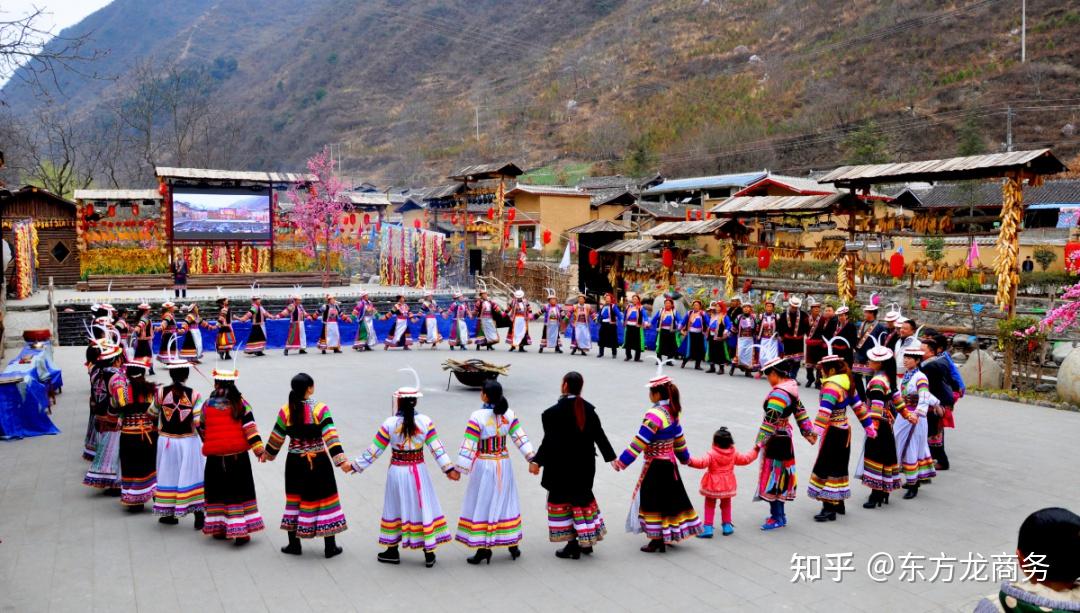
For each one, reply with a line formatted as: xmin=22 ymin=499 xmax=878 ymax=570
xmin=2 ymin=328 xmax=1079 ymax=612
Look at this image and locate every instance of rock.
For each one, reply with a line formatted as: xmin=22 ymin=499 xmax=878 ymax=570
xmin=951 ymin=351 xmax=968 ymax=365
xmin=1051 ymin=341 xmax=1076 ymax=365
xmin=1057 ymin=348 xmax=1080 ymax=404
xmin=1035 ymin=383 xmax=1056 ymax=394
xmin=748 ymin=54 xmax=764 ymax=64
xmin=1062 ymin=123 xmax=1075 ymax=137
xmin=733 ymin=45 xmax=750 ymax=55
xmin=952 ymin=334 xmax=975 ymax=350
xmin=957 ymin=349 xmax=1002 ymax=389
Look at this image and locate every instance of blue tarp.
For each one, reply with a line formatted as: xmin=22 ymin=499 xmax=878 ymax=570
xmin=0 ymin=343 xmax=62 ymax=440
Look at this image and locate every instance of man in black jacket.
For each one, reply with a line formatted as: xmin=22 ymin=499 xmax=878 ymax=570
xmin=919 ymin=336 xmax=955 ymax=471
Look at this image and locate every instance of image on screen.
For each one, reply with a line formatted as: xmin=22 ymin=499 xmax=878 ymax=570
xmin=172 ymin=187 xmax=272 ymax=241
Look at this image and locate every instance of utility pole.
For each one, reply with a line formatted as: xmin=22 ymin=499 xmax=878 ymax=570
xmin=1021 ymin=0 xmax=1027 ymax=63
xmin=1006 ymin=105 xmax=1014 ymax=152
xmin=475 ymin=107 xmax=480 ymax=143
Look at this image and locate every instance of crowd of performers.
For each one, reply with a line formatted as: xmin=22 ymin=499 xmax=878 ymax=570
xmin=77 ymin=286 xmax=964 ymax=567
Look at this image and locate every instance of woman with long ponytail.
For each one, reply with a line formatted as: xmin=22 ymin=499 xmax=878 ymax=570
xmin=613 ymin=363 xmax=703 ymax=552
xmin=529 ymin=371 xmax=617 ymax=559
xmin=454 ymin=380 xmax=535 ymax=564
xmin=152 ymin=361 xmax=206 ymax=529
xmin=347 ymin=368 xmax=460 ymax=568
xmin=262 ymin=373 xmax=350 ymax=558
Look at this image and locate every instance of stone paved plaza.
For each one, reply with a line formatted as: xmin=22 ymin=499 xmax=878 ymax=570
xmin=2 ymin=330 xmax=1079 ymax=612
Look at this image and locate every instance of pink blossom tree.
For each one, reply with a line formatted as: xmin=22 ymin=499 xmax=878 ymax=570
xmin=1020 ymin=279 xmax=1080 ymax=337
xmin=286 ymin=146 xmax=347 ymax=287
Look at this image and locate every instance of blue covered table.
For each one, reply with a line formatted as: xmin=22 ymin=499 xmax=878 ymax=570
xmin=0 ymin=342 xmax=62 ymax=440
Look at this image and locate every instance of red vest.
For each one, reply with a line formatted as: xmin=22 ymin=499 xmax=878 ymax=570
xmin=201 ymin=397 xmax=249 ymax=456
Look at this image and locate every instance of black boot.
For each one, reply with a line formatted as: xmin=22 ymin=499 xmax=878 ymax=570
xmin=694 ymin=360 xmax=702 ymax=370
xmin=611 ymin=351 xmax=616 ymax=359
xmin=835 ymin=500 xmax=846 ymax=515
xmin=467 ymin=548 xmax=493 ymax=565
xmin=158 ymin=515 xmax=179 ymax=525
xmin=555 ymin=347 xmax=563 ymax=354
xmin=903 ymin=484 xmax=919 ymax=499
xmin=863 ymin=490 xmax=883 ymax=509
xmin=640 ymin=539 xmax=666 ymax=553
xmin=324 ymin=535 xmax=343 ymax=558
xmin=378 ymin=546 xmax=400 ymax=564
xmin=681 ymin=358 xmax=688 ymax=369
xmin=813 ymin=503 xmax=837 ymax=522
xmin=508 ymin=546 xmax=521 ymax=560
xmin=634 ymin=352 xmax=641 ymax=362
xmin=424 ymin=551 xmax=437 ymax=568
xmin=707 ymin=364 xmax=716 ymax=373
xmin=729 ymin=364 xmax=737 ymax=376
xmin=555 ymin=539 xmax=581 ymax=559
xmin=193 ymin=511 xmax=205 ymax=531
xmin=281 ymin=531 xmax=302 ymax=555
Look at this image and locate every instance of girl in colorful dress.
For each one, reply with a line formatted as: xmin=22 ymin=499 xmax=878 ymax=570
xmin=895 ymin=342 xmax=938 ymax=499
xmin=622 ymin=293 xmax=646 ymax=362
xmin=706 ymin=301 xmax=732 ymax=374
xmin=316 ymin=294 xmax=344 ymax=354
xmin=506 ymin=289 xmax=531 ymax=352
xmin=568 ymin=293 xmax=593 ymax=355
xmin=538 ymin=289 xmax=564 ymax=354
xmin=680 ymin=299 xmax=709 ymax=370
xmin=351 ymin=291 xmax=378 ymax=351
xmin=263 ymin=373 xmax=350 ymax=558
xmin=756 ymin=296 xmax=780 ymax=378
xmin=156 ymin=302 xmax=177 ymax=362
xmin=238 ymin=296 xmax=270 ymax=356
xmin=755 ymin=356 xmax=815 ymax=531
xmin=529 ymin=371 xmax=616 ymax=559
xmin=595 ymin=292 xmax=621 ymax=359
xmin=445 ymin=290 xmax=471 ymax=351
xmin=418 ymin=290 xmax=444 ymax=349
xmin=808 ymin=339 xmax=877 ymax=522
xmin=348 ymin=369 xmax=460 ymax=567
xmin=200 ymin=367 xmax=265 ymax=546
xmin=454 ymin=380 xmax=534 ymax=564
xmin=732 ymin=302 xmax=757 ymax=376
xmin=132 ymin=303 xmax=155 ymax=370
xmin=650 ymin=295 xmax=680 ymax=361
xmin=215 ymin=297 xmax=235 ymax=360
xmin=279 ymin=295 xmax=309 ymax=356
xmin=152 ymin=357 xmax=206 ymax=529
xmin=117 ymin=361 xmax=158 ymax=511
xmin=688 ymin=427 xmax=759 ymax=537
xmin=383 ymin=295 xmax=417 ymax=350
xmin=177 ymin=303 xmax=208 ymax=362
xmin=855 ymin=337 xmax=904 ymax=508
xmin=83 ymin=343 xmax=101 ymax=461
xmin=83 ymin=342 xmax=127 ymax=495
xmin=614 ymin=361 xmax=703 ymax=552
xmin=473 ymin=288 xmax=501 ymax=350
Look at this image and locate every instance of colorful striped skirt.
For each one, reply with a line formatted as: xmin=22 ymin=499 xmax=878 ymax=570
xmin=203 ymin=452 xmax=264 ymax=539
xmin=808 ymin=427 xmax=852 ymax=502
xmin=83 ymin=417 xmax=121 ymax=489
xmin=379 ymin=457 xmax=450 ymax=551
xmin=317 ymin=321 xmax=341 ymax=351
xmin=547 ymin=495 xmax=606 ymax=547
xmin=628 ymin=457 xmax=702 ymax=543
xmin=285 ymin=321 xmax=306 ymax=350
xmin=216 ymin=326 xmax=235 ymax=352
xmin=455 ymin=453 xmax=523 ymax=548
xmin=244 ymin=324 xmax=267 ymax=353
xmin=855 ymin=418 xmax=903 ymax=492
xmin=893 ymin=415 xmax=936 ymax=486
xmin=281 ymin=450 xmax=346 ymax=538
xmin=154 ymin=434 xmax=206 ymax=517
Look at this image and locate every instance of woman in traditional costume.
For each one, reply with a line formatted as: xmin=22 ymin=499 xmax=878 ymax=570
xmin=445 ymin=290 xmax=471 ymax=351
xmin=156 ymin=302 xmax=177 ymax=362
xmin=263 ymin=373 xmax=349 ymax=558
xmin=83 ymin=343 xmax=102 ymax=461
xmin=596 ymin=292 xmax=621 ymax=359
xmin=279 ymin=295 xmax=309 ymax=356
xmin=152 ymin=355 xmax=206 ymax=529
xmin=383 ymin=294 xmax=417 ymax=350
xmin=238 ymin=296 xmax=270 ymax=356
xmin=117 ymin=361 xmax=158 ymax=511
xmin=895 ymin=341 xmax=938 ymax=499
xmin=706 ymin=301 xmax=732 ymax=374
xmin=132 ymin=303 xmax=155 ymax=370
xmin=568 ymin=293 xmax=593 ymax=356
xmin=650 ymin=295 xmax=680 ymax=361
xmin=418 ymin=290 xmax=444 ymax=349
xmin=807 ymin=338 xmax=877 ymax=522
xmin=506 ymin=289 xmax=531 ymax=352
xmin=537 ymin=289 xmax=564 ymax=354
xmin=854 ymin=337 xmax=904 ymax=508
xmin=351 ymin=290 xmax=378 ymax=351
xmin=755 ymin=356 xmax=815 ymax=530
xmin=756 ymin=296 xmax=780 ymax=378
xmin=200 ymin=366 xmax=265 ymax=546
xmin=622 ymin=293 xmax=646 ymax=362
xmin=348 ymin=369 xmax=459 ymax=568
xmin=84 ymin=342 xmax=128 ymax=494
xmin=472 ymin=288 xmax=501 ymax=350
xmin=614 ymin=360 xmax=703 ymax=552
xmin=732 ymin=302 xmax=757 ymax=377
xmin=454 ymin=380 xmax=534 ymax=564
xmin=177 ymin=303 xmax=208 ymax=362
xmin=215 ymin=296 xmax=236 ymax=360
xmin=529 ymin=371 xmax=616 ymax=559
xmin=316 ymin=294 xmax=344 ymax=354
xmin=680 ymin=299 xmax=708 ymax=370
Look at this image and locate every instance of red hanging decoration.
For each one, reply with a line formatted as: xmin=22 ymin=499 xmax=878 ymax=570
xmin=757 ymin=247 xmax=772 ymax=270
xmin=158 ymin=182 xmax=168 ymax=196
xmin=131 ymin=203 xmax=139 ymax=217
xmin=507 ymin=208 xmax=516 ymax=221
xmin=684 ymin=208 xmax=691 ymax=221
xmin=662 ymin=248 xmax=674 ymax=269
xmin=588 ymin=249 xmax=599 ymax=267
xmin=889 ymin=251 xmax=905 ymax=279
xmin=350 ymin=213 xmax=356 ymax=225
xmin=451 ymin=214 xmax=458 ymax=225
xmin=363 ymin=213 xmax=371 ymax=225
xmin=920 ymin=298 xmax=929 ymax=310
xmin=413 ymin=218 xmax=422 ymax=229
xmin=487 ymin=207 xmax=495 ymax=220
xmin=107 ymin=204 xmax=116 ymax=218
xmin=542 ymin=229 xmax=552 ymax=245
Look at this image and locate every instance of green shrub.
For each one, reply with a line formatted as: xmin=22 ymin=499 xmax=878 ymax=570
xmin=945 ymin=277 xmax=985 ymax=293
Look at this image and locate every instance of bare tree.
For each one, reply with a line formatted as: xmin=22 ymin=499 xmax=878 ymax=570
xmin=0 ymin=7 xmax=104 ymax=98
xmin=8 ymin=105 xmax=101 ymax=196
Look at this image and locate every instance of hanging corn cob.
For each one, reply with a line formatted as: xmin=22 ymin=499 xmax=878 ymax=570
xmin=722 ymin=240 xmax=736 ymax=297
xmin=994 ymin=176 xmax=1024 ymax=311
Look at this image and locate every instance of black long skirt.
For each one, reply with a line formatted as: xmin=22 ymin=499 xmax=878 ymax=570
xmin=623 ymin=326 xmax=643 ymax=352
xmin=656 ymin=330 xmax=678 ymax=359
xmin=282 ymin=452 xmax=346 ymax=538
xmin=860 ymin=419 xmax=902 ymax=492
xmin=244 ymin=324 xmax=267 ymax=353
xmin=598 ymin=322 xmax=619 ymax=349
xmin=203 ymin=452 xmax=264 ymax=538
xmin=119 ymin=427 xmax=157 ymax=506
xmin=684 ymin=332 xmax=705 ymax=361
xmin=637 ymin=459 xmax=702 ymax=543
xmin=808 ymin=427 xmax=852 ymax=502
xmin=133 ymin=339 xmax=152 ymax=362
xmin=708 ymin=338 xmax=729 ymax=364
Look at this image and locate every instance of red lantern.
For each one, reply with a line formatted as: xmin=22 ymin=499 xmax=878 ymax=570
xmin=507 ymin=208 xmax=516 ymax=221
xmin=684 ymin=208 xmax=691 ymax=221
xmin=920 ymin=298 xmax=929 ymax=310
xmin=757 ymin=247 xmax=771 ymax=270
xmin=107 ymin=204 xmax=116 ymax=218
xmin=350 ymin=213 xmax=356 ymax=225
xmin=588 ymin=250 xmax=599 ymax=267
xmin=889 ymin=251 xmax=905 ymax=279
xmin=451 ymin=214 xmax=458 ymax=225
xmin=131 ymin=203 xmax=139 ymax=217
xmin=413 ymin=218 xmax=421 ymax=229
xmin=363 ymin=213 xmax=371 ymax=225
xmin=662 ymin=248 xmax=674 ymax=269
xmin=487 ymin=207 xmax=495 ymax=220
xmin=542 ymin=229 xmax=552 ymax=245
xmin=158 ymin=182 xmax=168 ymax=196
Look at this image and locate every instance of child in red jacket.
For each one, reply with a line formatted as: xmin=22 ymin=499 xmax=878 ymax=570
xmin=688 ymin=427 xmax=759 ymax=537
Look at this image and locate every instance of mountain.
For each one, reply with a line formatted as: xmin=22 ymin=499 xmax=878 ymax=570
xmin=4 ymin=0 xmax=1080 ymax=187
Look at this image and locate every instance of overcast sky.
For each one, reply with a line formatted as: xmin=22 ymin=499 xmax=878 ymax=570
xmin=3 ymin=0 xmax=112 ymax=35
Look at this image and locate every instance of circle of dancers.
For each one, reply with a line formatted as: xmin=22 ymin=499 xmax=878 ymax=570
xmin=78 ymin=287 xmax=963 ymax=565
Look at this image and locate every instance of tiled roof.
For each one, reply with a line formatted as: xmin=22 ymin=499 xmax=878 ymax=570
xmin=74 ymin=189 xmax=162 ymax=201
xmin=567 ymin=219 xmax=631 ymax=234
xmin=710 ymin=194 xmax=847 ymax=216
xmin=636 ymin=200 xmax=690 ymax=219
xmin=596 ymin=238 xmax=662 ymax=253
xmin=448 ymin=162 xmax=524 ymax=181
xmin=818 ymin=149 xmax=1066 ymax=186
xmin=589 ymin=188 xmax=636 ymax=207
xmin=642 ymin=171 xmax=768 ymax=196
xmin=897 ymin=179 xmax=1080 ymax=208
xmin=506 ymin=184 xmax=588 ymax=197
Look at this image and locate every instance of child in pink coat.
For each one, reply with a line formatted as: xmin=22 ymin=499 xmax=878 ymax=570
xmin=688 ymin=427 xmax=760 ymax=537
